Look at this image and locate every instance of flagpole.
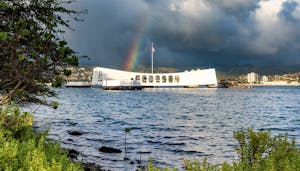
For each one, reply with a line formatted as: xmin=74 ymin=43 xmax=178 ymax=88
xmin=151 ymin=42 xmax=154 ymax=74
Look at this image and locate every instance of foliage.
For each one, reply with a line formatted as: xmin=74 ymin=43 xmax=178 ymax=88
xmin=53 ymin=101 xmax=59 ymax=109
xmin=63 ymin=69 xmax=72 ymax=77
xmin=233 ymin=128 xmax=300 ymax=171
xmin=0 ymin=0 xmax=85 ymax=105
xmin=51 ymin=76 xmax=65 ymax=88
xmin=124 ymin=127 xmax=132 ymax=160
xmin=145 ymin=160 xmax=176 ymax=171
xmin=0 ymin=106 xmax=83 ymax=170
xmin=183 ymin=158 xmax=227 ymax=171
xmin=125 ymin=127 xmax=131 ymax=133
xmin=0 ymin=105 xmax=33 ymax=132
xmin=233 ymin=129 xmax=271 ymax=170
xmin=0 ymin=1 xmax=86 ymax=169
xmin=145 ymin=129 xmax=300 ymax=171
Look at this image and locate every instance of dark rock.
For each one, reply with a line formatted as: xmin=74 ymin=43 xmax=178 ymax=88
xmin=124 ymin=157 xmax=130 ymax=160
xmin=68 ymin=131 xmax=83 ymax=136
xmin=137 ymin=165 xmax=145 ymax=170
xmin=81 ymin=162 xmax=103 ymax=171
xmin=67 ymin=138 xmax=74 ymax=142
xmin=136 ymin=160 xmax=141 ymax=164
xmin=98 ymin=146 xmax=122 ymax=153
xmin=69 ymin=122 xmax=78 ymax=126
xmin=130 ymin=161 xmax=135 ymax=164
xmin=68 ymin=149 xmax=79 ymax=160
xmin=33 ymin=126 xmax=39 ymax=129
xmin=218 ymin=80 xmax=253 ymax=88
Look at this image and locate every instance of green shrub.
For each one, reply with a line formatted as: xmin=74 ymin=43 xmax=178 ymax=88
xmin=0 ymin=106 xmax=83 ymax=171
xmin=145 ymin=129 xmax=300 ymax=171
xmin=53 ymin=101 xmax=59 ymax=109
xmin=234 ymin=128 xmax=300 ymax=171
xmin=184 ymin=158 xmax=222 ymax=171
xmin=51 ymin=76 xmax=65 ymax=88
xmin=0 ymin=106 xmax=33 ymax=132
xmin=145 ymin=160 xmax=176 ymax=171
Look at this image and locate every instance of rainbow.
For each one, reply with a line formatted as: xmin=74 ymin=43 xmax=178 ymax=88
xmin=123 ymin=17 xmax=148 ymax=71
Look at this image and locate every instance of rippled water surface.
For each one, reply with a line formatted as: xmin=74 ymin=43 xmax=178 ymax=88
xmin=30 ymin=87 xmax=300 ymax=170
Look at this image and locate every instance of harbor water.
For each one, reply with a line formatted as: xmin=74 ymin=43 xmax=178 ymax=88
xmin=30 ymin=87 xmax=300 ymax=170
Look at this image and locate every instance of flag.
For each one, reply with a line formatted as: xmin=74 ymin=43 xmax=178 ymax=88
xmin=152 ymin=43 xmax=155 ymax=53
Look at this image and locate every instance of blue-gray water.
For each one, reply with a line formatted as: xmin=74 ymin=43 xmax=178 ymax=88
xmin=30 ymin=87 xmax=300 ymax=170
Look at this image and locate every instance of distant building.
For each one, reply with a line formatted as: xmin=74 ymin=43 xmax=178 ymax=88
xmin=261 ymin=75 xmax=269 ymax=82
xmin=247 ymin=72 xmax=259 ymax=83
xmin=65 ymin=67 xmax=93 ymax=82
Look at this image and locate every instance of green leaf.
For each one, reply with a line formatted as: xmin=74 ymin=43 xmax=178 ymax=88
xmin=43 ymin=33 xmax=53 ymax=40
xmin=125 ymin=128 xmax=131 ymax=133
xmin=0 ymin=2 xmax=8 ymax=10
xmin=63 ymin=69 xmax=72 ymax=77
xmin=18 ymin=54 xmax=25 ymax=61
xmin=59 ymin=40 xmax=67 ymax=47
xmin=3 ymin=63 xmax=12 ymax=69
xmin=51 ymin=76 xmax=65 ymax=88
xmin=53 ymin=102 xmax=59 ymax=109
xmin=32 ymin=52 xmax=38 ymax=58
xmin=20 ymin=29 xmax=31 ymax=36
xmin=0 ymin=32 xmax=8 ymax=41
xmin=64 ymin=57 xmax=78 ymax=66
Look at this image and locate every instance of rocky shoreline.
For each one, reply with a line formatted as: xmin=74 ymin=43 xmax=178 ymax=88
xmin=66 ymin=148 xmax=104 ymax=171
xmin=66 ymin=147 xmax=144 ymax=171
xmin=81 ymin=162 xmax=104 ymax=171
xmin=218 ymin=80 xmax=253 ymax=88
xmin=65 ymin=130 xmax=143 ymax=171
xmin=64 ymin=131 xmax=104 ymax=171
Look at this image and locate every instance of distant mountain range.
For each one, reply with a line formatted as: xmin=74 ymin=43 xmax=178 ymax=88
xmin=80 ymin=64 xmax=300 ymax=75
xmin=141 ymin=64 xmax=300 ymax=75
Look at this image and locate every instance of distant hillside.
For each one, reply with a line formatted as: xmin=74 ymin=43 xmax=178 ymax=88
xmin=217 ymin=64 xmax=300 ymax=75
xmin=136 ymin=65 xmax=178 ymax=73
xmin=137 ymin=64 xmax=300 ymax=75
xmin=216 ymin=72 xmax=241 ymax=82
xmin=80 ymin=64 xmax=300 ymax=77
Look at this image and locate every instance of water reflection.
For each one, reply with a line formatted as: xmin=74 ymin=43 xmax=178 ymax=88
xmin=29 ymin=86 xmax=300 ymax=170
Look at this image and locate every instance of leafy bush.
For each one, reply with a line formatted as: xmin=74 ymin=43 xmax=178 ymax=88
xmin=0 ymin=106 xmax=33 ymax=132
xmin=52 ymin=76 xmax=66 ymax=88
xmin=53 ymin=101 xmax=59 ymax=109
xmin=146 ymin=160 xmax=176 ymax=171
xmin=145 ymin=129 xmax=300 ymax=171
xmin=0 ymin=106 xmax=83 ymax=171
xmin=233 ymin=129 xmax=300 ymax=171
xmin=0 ymin=0 xmax=83 ymax=105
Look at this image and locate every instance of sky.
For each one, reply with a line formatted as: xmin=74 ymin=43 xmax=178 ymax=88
xmin=64 ymin=0 xmax=300 ymax=70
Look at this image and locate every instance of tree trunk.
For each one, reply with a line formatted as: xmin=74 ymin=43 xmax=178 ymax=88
xmin=0 ymin=80 xmax=23 ymax=105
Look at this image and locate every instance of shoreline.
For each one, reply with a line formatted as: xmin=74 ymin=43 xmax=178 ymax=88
xmin=81 ymin=162 xmax=104 ymax=171
xmin=28 ymin=87 xmax=300 ymax=170
xmin=63 ymin=147 xmax=104 ymax=171
xmin=249 ymin=84 xmax=300 ymax=87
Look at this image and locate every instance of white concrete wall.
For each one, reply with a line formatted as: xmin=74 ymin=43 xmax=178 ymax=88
xmin=102 ymin=80 xmax=141 ymax=87
xmin=65 ymin=81 xmax=91 ymax=87
xmin=92 ymin=67 xmax=217 ymax=87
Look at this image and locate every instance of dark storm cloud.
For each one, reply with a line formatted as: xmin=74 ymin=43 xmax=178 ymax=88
xmin=65 ymin=0 xmax=300 ymax=69
xmin=280 ymin=1 xmax=298 ymax=22
xmin=65 ymin=0 xmax=149 ymax=68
